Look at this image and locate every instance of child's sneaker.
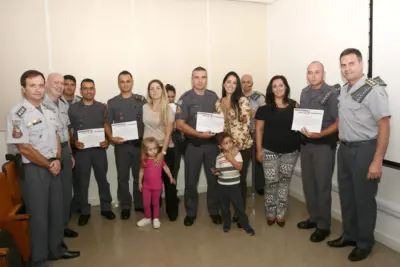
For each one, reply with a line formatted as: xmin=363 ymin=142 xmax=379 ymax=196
xmin=153 ymin=218 xmax=161 ymax=229
xmin=137 ymin=218 xmax=152 ymax=227
xmin=243 ymin=226 xmax=255 ymax=236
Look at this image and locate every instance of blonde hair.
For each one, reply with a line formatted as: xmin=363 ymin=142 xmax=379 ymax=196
xmin=141 ymin=137 xmax=159 ymax=160
xmin=147 ymin=79 xmax=169 ymax=127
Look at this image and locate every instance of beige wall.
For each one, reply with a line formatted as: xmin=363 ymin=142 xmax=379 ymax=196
xmin=0 ymin=0 xmax=268 ymax=130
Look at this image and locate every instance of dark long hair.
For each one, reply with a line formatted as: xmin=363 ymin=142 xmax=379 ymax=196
xmin=222 ymin=71 xmax=244 ymax=119
xmin=265 ymin=75 xmax=294 ymax=110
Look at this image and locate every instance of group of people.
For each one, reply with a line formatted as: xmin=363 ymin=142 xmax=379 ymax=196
xmin=6 ymin=47 xmax=390 ymax=267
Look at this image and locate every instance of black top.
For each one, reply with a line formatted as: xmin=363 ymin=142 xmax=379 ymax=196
xmin=255 ymin=103 xmax=300 ymax=153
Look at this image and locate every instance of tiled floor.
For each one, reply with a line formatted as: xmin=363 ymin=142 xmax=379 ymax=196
xmin=52 ymin=195 xmax=400 ymax=267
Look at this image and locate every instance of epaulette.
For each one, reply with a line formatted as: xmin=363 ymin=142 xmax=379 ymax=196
xmin=75 ymin=95 xmax=82 ymax=100
xmin=205 ymin=89 xmax=217 ymax=96
xmin=350 ymin=77 xmax=385 ymax=103
xmin=15 ymin=106 xmax=27 ymax=118
xmin=133 ymin=94 xmax=146 ymax=103
xmin=180 ymin=90 xmax=191 ymax=99
xmin=319 ymin=84 xmax=341 ymax=105
xmin=59 ymin=98 xmax=66 ymax=104
xmin=250 ymin=91 xmax=264 ymax=101
xmin=42 ymin=103 xmax=56 ymax=113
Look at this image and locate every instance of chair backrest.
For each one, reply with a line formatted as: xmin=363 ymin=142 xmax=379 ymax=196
xmin=1 ymin=162 xmax=22 ymax=205
xmin=0 ymin=173 xmax=14 ymax=219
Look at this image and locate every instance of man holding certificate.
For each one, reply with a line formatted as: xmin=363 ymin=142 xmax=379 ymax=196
xmin=105 ymin=71 xmax=147 ymax=220
xmin=296 ymin=62 xmax=339 ymax=243
xmin=176 ymin=66 xmax=222 ymax=227
xmin=68 ymin=78 xmax=115 ymax=226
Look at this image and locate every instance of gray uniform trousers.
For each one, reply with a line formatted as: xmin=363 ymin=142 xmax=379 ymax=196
xmin=300 ymin=143 xmax=335 ymax=230
xmin=184 ymin=142 xmax=220 ymax=217
xmin=114 ymin=143 xmax=142 ymax=210
xmin=21 ymin=164 xmax=64 ymax=267
xmin=337 ymin=139 xmax=379 ymax=251
xmin=60 ymin=144 xmax=73 ymax=228
xmin=75 ymin=148 xmax=112 ymax=215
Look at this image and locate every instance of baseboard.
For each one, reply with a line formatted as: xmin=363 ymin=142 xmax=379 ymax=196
xmin=290 ymin=174 xmax=400 ymax=253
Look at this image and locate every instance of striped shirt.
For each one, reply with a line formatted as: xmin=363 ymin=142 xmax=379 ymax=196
xmin=215 ymin=152 xmax=243 ymax=185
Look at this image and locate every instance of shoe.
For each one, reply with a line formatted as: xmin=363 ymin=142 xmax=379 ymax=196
xmin=243 ymin=226 xmax=255 ymax=236
xmin=277 ymin=219 xmax=285 ymax=227
xmin=348 ymin=247 xmax=371 ymax=261
xmin=232 ymin=216 xmax=239 ymax=223
xmin=184 ymin=216 xmax=196 ymax=226
xmin=61 ymin=242 xmax=68 ymax=250
xmin=267 ymin=218 xmax=275 ymax=226
xmin=59 ymin=251 xmax=80 ymax=259
xmin=237 ymin=222 xmax=242 ymax=229
xmin=137 ymin=218 xmax=152 ymax=227
xmin=297 ymin=219 xmax=317 ymax=229
xmin=153 ymin=218 xmax=161 ymax=229
xmin=257 ymin=189 xmax=264 ymax=195
xmin=210 ymin=214 xmax=222 ymax=225
xmin=327 ymin=236 xmax=357 ymax=248
xmin=310 ymin=229 xmax=330 ymax=242
xmin=78 ymin=214 xmax=90 ymax=226
xmin=121 ymin=209 xmax=131 ymax=220
xmin=64 ymin=228 xmax=78 ymax=238
xmin=223 ymin=225 xmax=231 ymax=232
xmin=101 ymin=211 xmax=116 ymax=220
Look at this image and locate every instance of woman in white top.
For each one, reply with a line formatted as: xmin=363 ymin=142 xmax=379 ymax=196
xmin=142 ymin=79 xmax=178 ymax=221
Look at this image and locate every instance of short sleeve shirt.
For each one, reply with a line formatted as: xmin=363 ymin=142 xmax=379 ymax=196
xmin=143 ymin=103 xmax=174 ymax=147
xmin=43 ymin=94 xmax=70 ymax=143
xmin=6 ymin=99 xmax=60 ymax=163
xmin=143 ymin=159 xmax=166 ymax=190
xmin=338 ymin=75 xmax=391 ymax=142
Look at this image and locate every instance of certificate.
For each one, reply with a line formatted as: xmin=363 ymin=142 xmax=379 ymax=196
xmin=196 ymin=112 xmax=224 ymax=133
xmin=77 ymin=128 xmax=105 ymax=148
xmin=291 ymin=108 xmax=324 ymax=133
xmin=112 ymin=121 xmax=139 ymax=141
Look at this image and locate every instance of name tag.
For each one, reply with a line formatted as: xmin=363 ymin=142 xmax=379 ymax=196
xmin=28 ymin=118 xmax=42 ymax=127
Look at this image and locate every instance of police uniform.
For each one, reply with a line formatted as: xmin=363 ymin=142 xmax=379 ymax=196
xmin=337 ymin=75 xmax=390 ymax=251
xmin=43 ymin=94 xmax=73 ymax=230
xmin=246 ymin=90 xmax=266 ymax=193
xmin=6 ymin=99 xmax=64 ymax=267
xmin=62 ymin=94 xmax=82 ymax=213
xmin=68 ymin=100 xmax=113 ymax=217
xmin=175 ymin=89 xmax=220 ymax=218
xmin=107 ymin=93 xmax=146 ymax=211
xmin=62 ymin=95 xmax=82 ymax=106
xmin=299 ymin=82 xmax=339 ymax=231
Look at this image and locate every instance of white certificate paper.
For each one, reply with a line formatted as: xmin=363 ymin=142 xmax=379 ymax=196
xmin=196 ymin=112 xmax=224 ymax=133
xmin=112 ymin=121 xmax=139 ymax=141
xmin=77 ymin=128 xmax=105 ymax=149
xmin=292 ymin=108 xmax=324 ymax=133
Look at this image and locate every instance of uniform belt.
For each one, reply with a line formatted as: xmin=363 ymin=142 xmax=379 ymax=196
xmin=120 ymin=139 xmax=142 ymax=147
xmin=61 ymin=141 xmax=69 ymax=148
xmin=340 ymin=139 xmax=376 ymax=147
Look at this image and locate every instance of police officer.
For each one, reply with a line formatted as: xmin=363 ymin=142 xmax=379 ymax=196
xmin=296 ymin=62 xmax=339 ymax=242
xmin=43 ymin=73 xmax=78 ymax=241
xmin=62 ymin=75 xmax=82 ymax=105
xmin=6 ymin=70 xmax=79 ymax=267
xmin=241 ymin=74 xmax=265 ymax=195
xmin=176 ymin=66 xmax=222 ymax=226
xmin=105 ymin=70 xmax=146 ymax=220
xmin=69 ymin=78 xmax=116 ymax=226
xmin=327 ymin=49 xmax=391 ymax=262
xmin=62 ymin=74 xmax=82 ymax=213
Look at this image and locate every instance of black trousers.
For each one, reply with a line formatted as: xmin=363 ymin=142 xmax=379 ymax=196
xmin=219 ymin=183 xmax=250 ymax=229
xmin=161 ymin=147 xmax=179 ymax=220
xmin=337 ymin=139 xmax=379 ymax=251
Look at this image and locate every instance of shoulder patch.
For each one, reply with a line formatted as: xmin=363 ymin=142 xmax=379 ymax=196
xmin=12 ymin=125 xmax=23 ymax=139
xmin=133 ymin=94 xmax=146 ymax=103
xmin=332 ymin=83 xmax=341 ymax=91
xmin=15 ymin=106 xmax=27 ymax=118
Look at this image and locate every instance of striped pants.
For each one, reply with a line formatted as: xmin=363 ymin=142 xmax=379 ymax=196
xmin=261 ymin=149 xmax=299 ymax=220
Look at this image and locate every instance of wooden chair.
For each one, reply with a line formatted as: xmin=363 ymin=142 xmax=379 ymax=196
xmin=2 ymin=161 xmax=22 ymax=206
xmin=0 ymin=248 xmax=8 ymax=267
xmin=0 ymin=172 xmax=30 ymax=262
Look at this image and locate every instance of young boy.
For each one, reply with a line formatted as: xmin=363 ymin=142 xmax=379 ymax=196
xmin=213 ymin=132 xmax=255 ymax=235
